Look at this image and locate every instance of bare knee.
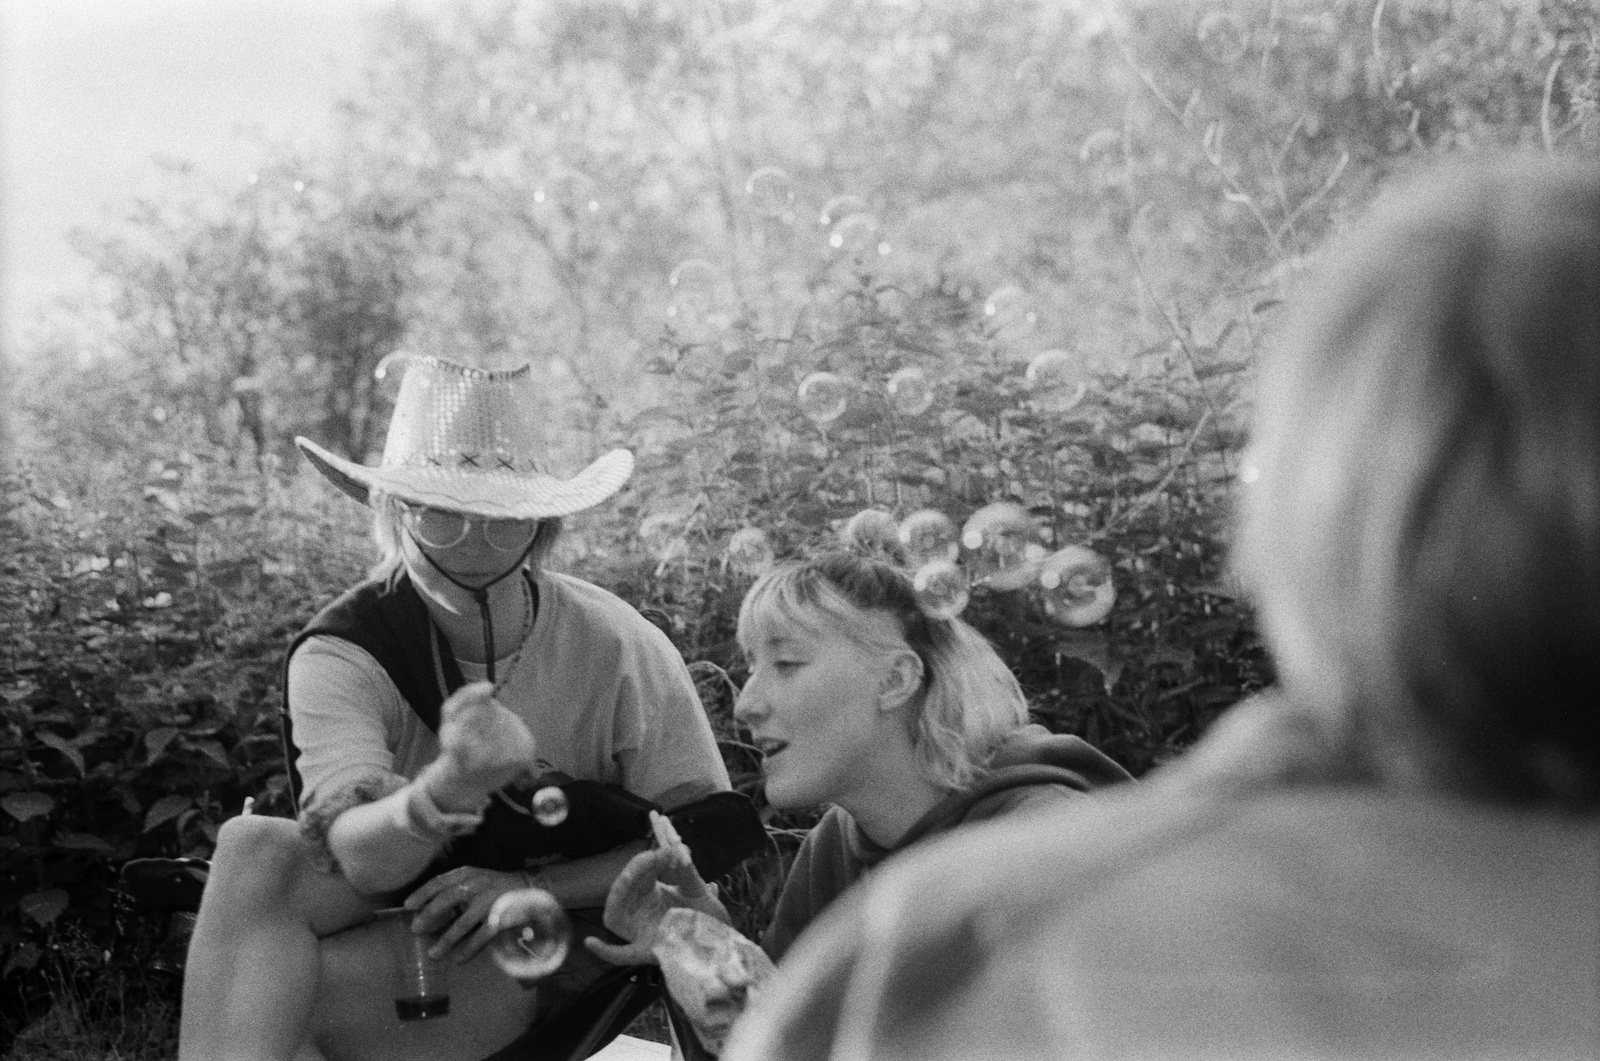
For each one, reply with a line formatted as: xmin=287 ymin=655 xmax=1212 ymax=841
xmin=206 ymin=814 xmax=317 ymax=910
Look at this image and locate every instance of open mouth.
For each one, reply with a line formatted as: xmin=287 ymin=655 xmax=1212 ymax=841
xmin=752 ymin=737 xmax=787 ymax=761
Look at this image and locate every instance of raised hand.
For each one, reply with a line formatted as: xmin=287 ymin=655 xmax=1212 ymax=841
xmin=426 ymin=681 xmax=538 ymax=808
xmin=585 ymin=811 xmax=731 ymax=967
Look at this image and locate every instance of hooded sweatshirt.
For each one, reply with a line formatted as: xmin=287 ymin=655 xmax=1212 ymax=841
xmin=760 ymin=725 xmax=1132 ymax=961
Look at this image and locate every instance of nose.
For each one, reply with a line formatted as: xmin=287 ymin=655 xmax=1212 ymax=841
xmin=733 ymin=673 xmax=766 ymax=727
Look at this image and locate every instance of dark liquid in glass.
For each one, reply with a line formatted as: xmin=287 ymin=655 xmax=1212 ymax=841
xmin=394 ymin=995 xmax=450 ymax=1021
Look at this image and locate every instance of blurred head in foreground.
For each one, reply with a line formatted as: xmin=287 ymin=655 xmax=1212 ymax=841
xmin=1236 ymin=156 xmax=1600 ymax=808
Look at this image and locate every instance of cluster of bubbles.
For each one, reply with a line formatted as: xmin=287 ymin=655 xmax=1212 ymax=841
xmin=731 ymin=165 xmax=890 ymax=255
xmin=638 ymin=501 xmax=1114 ymax=628
xmin=665 ymin=173 xmax=894 ymax=338
xmin=791 ymin=341 xmax=1086 ymax=429
xmin=888 ymin=503 xmax=1114 ymax=625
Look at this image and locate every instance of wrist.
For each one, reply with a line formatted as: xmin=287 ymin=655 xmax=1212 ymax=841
xmin=416 ymin=757 xmax=494 ymax=815
xmin=392 ymin=781 xmax=483 ymax=845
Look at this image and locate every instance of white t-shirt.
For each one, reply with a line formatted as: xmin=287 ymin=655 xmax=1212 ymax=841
xmin=288 ymin=569 xmax=730 ymax=825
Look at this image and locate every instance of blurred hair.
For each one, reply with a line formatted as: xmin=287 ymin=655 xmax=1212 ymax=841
xmin=1236 ymin=155 xmax=1600 ymax=808
xmin=737 ymin=551 xmax=1030 ymax=791
xmin=367 ymin=489 xmax=563 ymax=586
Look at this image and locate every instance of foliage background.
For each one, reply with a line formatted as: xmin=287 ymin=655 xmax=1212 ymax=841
xmin=4 ymin=0 xmax=1598 ymax=1053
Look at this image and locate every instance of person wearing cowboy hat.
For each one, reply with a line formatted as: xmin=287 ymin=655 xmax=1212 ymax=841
xmin=178 ymin=356 xmax=732 ymax=1061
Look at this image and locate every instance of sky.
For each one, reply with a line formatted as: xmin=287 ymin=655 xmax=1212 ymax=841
xmin=0 ymin=0 xmax=383 ymax=358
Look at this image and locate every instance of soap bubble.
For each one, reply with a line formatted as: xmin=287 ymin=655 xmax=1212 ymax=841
xmin=819 ymin=194 xmax=870 ymax=227
xmin=1014 ymin=55 xmax=1048 ymax=90
xmin=1078 ymin=128 xmax=1125 ymax=188
xmin=797 ymin=372 xmax=850 ymax=425
xmin=885 ymin=367 xmax=934 ymax=416
xmin=669 ymin=258 xmax=720 ymax=297
xmin=667 ymin=259 xmax=725 ymax=332
xmin=912 ymin=559 xmax=970 ymax=621
xmin=841 ymin=508 xmax=900 ymax=555
xmin=1078 ymin=128 xmax=1124 ymax=168
xmin=1037 ymin=546 xmax=1116 ymax=627
xmin=1197 ymin=11 xmax=1248 ymax=65
xmin=487 ymin=889 xmax=571 ymax=983
xmin=745 ymin=167 xmax=795 ymax=218
xmin=961 ymin=502 xmax=1042 ymax=584
xmin=531 ymin=786 xmax=568 ymax=828
xmin=1025 ymin=349 xmax=1089 ymax=412
xmin=829 ymin=213 xmax=881 ymax=257
xmin=639 ymin=512 xmax=688 ymax=561
xmin=725 ymin=527 xmax=775 ymax=576
xmin=898 ymin=509 xmax=960 ymax=568
xmin=983 ymin=285 xmax=1036 ymax=342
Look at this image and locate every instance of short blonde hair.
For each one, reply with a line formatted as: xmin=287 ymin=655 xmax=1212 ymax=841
xmin=367 ymin=490 xmax=564 ymax=585
xmin=737 ymin=551 xmax=1030 ymax=791
xmin=1236 ymin=156 xmax=1600 ymax=807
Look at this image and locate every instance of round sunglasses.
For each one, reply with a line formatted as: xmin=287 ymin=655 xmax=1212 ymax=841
xmin=400 ymin=504 xmax=540 ymax=553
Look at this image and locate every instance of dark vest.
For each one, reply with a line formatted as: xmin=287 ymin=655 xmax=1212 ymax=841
xmin=282 ymin=572 xmax=656 ymax=874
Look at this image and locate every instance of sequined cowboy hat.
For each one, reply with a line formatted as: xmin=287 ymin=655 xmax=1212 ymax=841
xmin=294 ymin=355 xmax=633 ymax=519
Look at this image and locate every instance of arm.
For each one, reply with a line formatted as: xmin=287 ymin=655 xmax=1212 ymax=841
xmin=323 ymin=679 xmax=538 ymax=895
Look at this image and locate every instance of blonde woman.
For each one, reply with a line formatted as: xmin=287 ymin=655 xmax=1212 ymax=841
xmin=179 ymin=357 xmax=734 ymax=1061
xmin=721 ymin=156 xmax=1600 ymax=1060
xmin=588 ymin=551 xmax=1131 ymax=1052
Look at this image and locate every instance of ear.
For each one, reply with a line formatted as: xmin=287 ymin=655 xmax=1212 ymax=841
xmin=877 ymin=649 xmax=924 ymax=713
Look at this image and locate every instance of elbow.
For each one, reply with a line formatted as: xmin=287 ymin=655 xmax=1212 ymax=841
xmin=339 ymin=856 xmax=401 ymax=898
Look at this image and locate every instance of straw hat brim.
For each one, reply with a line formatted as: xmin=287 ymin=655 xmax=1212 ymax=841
xmin=295 ymin=437 xmax=633 ymax=519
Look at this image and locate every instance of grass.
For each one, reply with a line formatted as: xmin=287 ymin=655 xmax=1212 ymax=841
xmin=5 ymin=968 xmax=180 ymax=1061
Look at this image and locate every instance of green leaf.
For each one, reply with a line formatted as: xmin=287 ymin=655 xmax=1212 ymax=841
xmin=1 ymin=791 xmax=55 ymax=822
xmin=189 ymin=739 xmax=231 ymax=768
xmin=142 ymin=487 xmax=183 ymax=514
xmin=144 ymin=794 xmax=193 ymax=832
xmin=144 ymin=726 xmax=181 ymax=764
xmin=37 ymin=733 xmax=85 ymax=777
xmin=19 ymin=889 xmax=69 ymax=926
xmin=1049 ymin=632 xmax=1124 ymax=694
xmin=54 ymin=831 xmax=115 ymax=854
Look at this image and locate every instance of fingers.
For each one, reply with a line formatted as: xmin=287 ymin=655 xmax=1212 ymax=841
xmin=405 ymin=868 xmax=474 ymax=935
xmin=604 ymin=849 xmax=679 ymax=941
xmin=584 ymin=935 xmax=658 ymax=967
xmin=440 ymin=680 xmax=498 ymax=716
xmin=450 ymin=913 xmax=500 ymax=964
xmin=402 ymin=868 xmax=518 ymax=957
xmin=650 ymin=810 xmax=692 ymax=863
xmin=647 ymin=812 xmax=713 ymax=902
xmin=431 ymin=686 xmax=538 ymax=801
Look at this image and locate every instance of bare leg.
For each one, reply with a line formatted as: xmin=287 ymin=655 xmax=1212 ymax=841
xmin=179 ymin=815 xmax=378 ymax=1061
xmin=180 ymin=687 xmax=543 ymax=1060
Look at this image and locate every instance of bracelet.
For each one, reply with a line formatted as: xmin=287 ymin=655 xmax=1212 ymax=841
xmin=391 ymin=783 xmax=484 ymax=845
